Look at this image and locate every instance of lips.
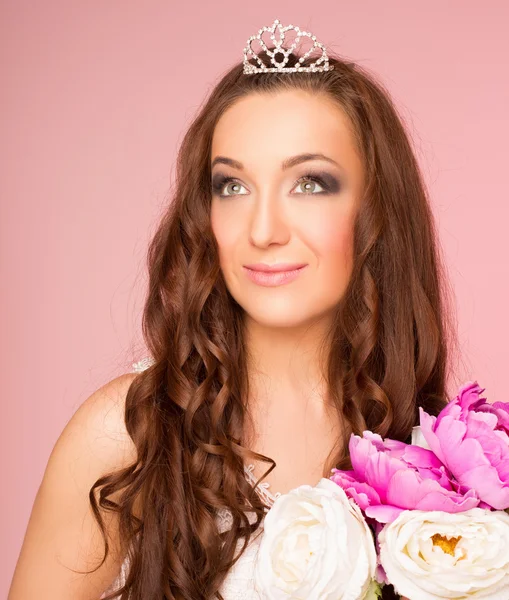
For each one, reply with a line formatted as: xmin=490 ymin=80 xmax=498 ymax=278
xmin=242 ymin=264 xmax=308 ymax=287
xmin=243 ymin=263 xmax=308 ymax=273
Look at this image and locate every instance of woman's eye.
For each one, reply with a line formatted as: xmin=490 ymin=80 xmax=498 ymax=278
xmin=223 ymin=180 xmax=248 ymax=197
xmin=212 ymin=176 xmax=248 ymax=198
xmin=293 ymin=176 xmax=326 ymax=195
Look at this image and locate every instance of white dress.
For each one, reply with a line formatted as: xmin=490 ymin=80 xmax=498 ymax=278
xmin=100 ymin=357 xmax=282 ymax=599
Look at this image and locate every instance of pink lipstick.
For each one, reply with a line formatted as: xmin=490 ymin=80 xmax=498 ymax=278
xmin=242 ymin=263 xmax=308 ymax=287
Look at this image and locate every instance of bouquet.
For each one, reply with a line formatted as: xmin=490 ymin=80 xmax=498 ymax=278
xmin=253 ymin=381 xmax=509 ymax=599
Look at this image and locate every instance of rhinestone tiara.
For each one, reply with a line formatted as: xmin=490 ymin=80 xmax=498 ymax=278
xmin=243 ymin=18 xmax=334 ymax=75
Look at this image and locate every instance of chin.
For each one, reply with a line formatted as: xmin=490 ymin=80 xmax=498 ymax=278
xmin=242 ymin=304 xmax=324 ymax=329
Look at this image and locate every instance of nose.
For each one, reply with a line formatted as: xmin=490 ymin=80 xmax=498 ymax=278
xmin=248 ymin=195 xmax=291 ymax=248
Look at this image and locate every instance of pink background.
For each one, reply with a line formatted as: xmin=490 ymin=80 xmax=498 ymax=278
xmin=2 ymin=1 xmax=508 ymax=594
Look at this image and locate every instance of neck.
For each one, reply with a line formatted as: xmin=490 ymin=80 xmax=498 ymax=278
xmin=243 ymin=312 xmax=335 ymax=413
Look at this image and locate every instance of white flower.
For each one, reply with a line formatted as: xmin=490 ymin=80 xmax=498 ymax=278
xmin=411 ymin=425 xmax=431 ymax=450
xmin=254 ymin=477 xmax=377 ymax=599
xmin=378 ymin=507 xmax=509 ymax=599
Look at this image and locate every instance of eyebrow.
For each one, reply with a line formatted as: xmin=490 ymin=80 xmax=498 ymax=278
xmin=211 ymin=153 xmax=341 ymax=172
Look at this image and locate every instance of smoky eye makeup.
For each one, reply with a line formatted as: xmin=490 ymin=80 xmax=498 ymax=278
xmin=296 ymin=170 xmax=341 ymax=195
xmin=211 ymin=173 xmax=239 ymax=196
xmin=211 ymin=169 xmax=342 ymax=197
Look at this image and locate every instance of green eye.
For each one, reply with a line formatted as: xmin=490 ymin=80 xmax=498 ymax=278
xmin=212 ymin=175 xmax=248 ymax=198
xmin=294 ymin=177 xmax=326 ymax=195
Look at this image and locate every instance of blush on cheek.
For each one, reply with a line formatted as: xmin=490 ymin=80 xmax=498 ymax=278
xmin=318 ymin=220 xmax=355 ymax=291
xmin=211 ymin=218 xmax=238 ymax=263
xmin=322 ymin=219 xmax=354 ymax=257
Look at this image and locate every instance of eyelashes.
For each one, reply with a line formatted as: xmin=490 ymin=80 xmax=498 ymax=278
xmin=210 ymin=171 xmax=341 ymax=198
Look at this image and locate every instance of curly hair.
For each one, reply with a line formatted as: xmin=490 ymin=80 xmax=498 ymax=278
xmin=91 ymin=48 xmax=460 ymax=599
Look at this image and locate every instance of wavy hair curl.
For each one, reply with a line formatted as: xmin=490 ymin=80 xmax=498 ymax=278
xmin=93 ymin=49 xmax=460 ymax=599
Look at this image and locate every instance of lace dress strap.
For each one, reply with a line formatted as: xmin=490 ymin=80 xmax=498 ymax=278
xmin=131 ymin=356 xmax=155 ymax=372
xmin=243 ymin=463 xmax=281 ymax=506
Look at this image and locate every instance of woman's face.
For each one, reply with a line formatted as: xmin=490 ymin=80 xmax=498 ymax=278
xmin=210 ymin=90 xmax=365 ymax=329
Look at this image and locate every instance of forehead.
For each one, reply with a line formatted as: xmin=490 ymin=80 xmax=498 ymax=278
xmin=211 ymin=90 xmax=361 ymax=173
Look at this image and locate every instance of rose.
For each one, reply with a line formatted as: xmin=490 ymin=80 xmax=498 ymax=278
xmin=378 ymin=507 xmax=509 ymax=599
xmin=420 ymin=380 xmax=509 ymax=510
xmin=331 ymin=430 xmax=479 ymax=524
xmin=254 ymin=477 xmax=377 ymax=599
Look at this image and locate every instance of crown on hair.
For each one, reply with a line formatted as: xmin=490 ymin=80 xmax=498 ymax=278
xmin=243 ymin=18 xmax=334 ymax=75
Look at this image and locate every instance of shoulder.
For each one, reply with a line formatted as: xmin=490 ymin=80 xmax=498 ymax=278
xmin=8 ymin=365 xmax=148 ymax=599
xmin=59 ymin=371 xmax=140 ymax=467
xmin=59 ymin=356 xmax=155 ymax=467
xmin=74 ymin=369 xmax=140 ymax=439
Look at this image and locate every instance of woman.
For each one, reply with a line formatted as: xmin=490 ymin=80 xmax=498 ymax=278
xmin=9 ymin=19 xmax=458 ymax=600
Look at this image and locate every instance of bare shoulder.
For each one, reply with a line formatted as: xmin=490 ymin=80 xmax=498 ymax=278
xmin=63 ymin=371 xmax=140 ymax=464
xmin=8 ymin=371 xmax=141 ymax=600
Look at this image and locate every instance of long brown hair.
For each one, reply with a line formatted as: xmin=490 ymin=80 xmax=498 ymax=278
xmin=93 ymin=48 xmax=460 ymax=599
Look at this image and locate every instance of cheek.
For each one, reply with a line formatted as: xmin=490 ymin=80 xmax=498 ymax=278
xmin=304 ymin=211 xmax=355 ymax=279
xmin=210 ymin=205 xmax=238 ymax=270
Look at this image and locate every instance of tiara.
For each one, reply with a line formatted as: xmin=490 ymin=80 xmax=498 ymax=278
xmin=243 ymin=18 xmax=334 ymax=75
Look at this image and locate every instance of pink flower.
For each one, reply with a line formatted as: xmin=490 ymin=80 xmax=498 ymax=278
xmin=419 ymin=380 xmax=509 ymax=510
xmin=330 ymin=431 xmax=479 ymax=524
